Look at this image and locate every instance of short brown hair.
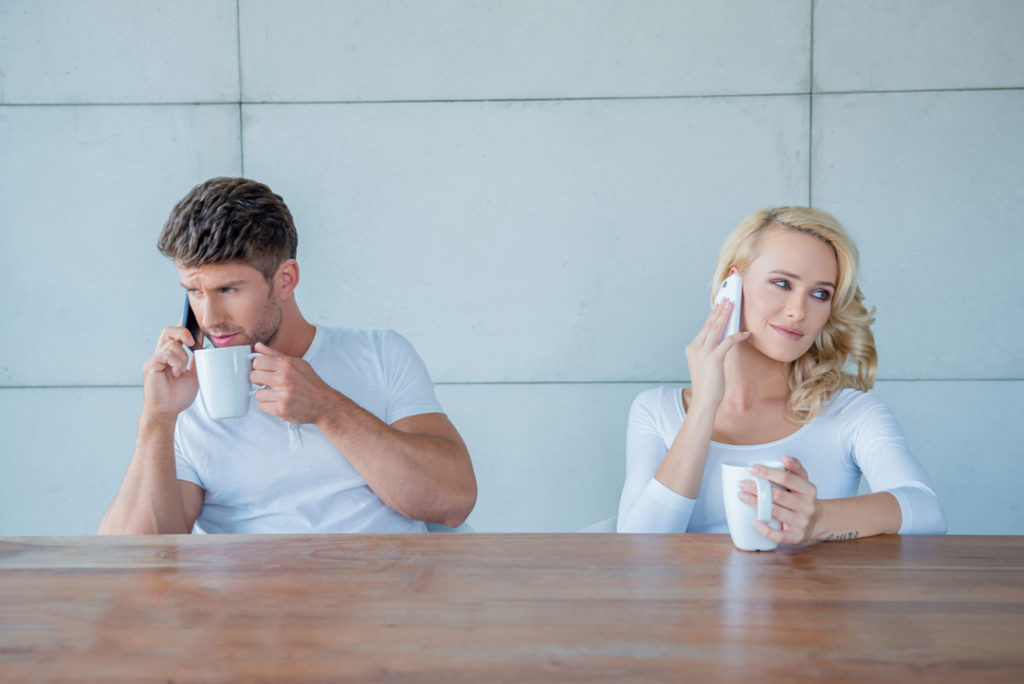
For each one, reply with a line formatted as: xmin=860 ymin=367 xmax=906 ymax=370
xmin=158 ymin=177 xmax=297 ymax=281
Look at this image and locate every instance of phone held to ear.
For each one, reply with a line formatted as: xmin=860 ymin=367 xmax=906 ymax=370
xmin=713 ymin=273 xmax=742 ymax=344
xmin=182 ymin=293 xmax=201 ymax=351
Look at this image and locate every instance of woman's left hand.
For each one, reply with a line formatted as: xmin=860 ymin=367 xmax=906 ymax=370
xmin=739 ymin=455 xmax=821 ymax=545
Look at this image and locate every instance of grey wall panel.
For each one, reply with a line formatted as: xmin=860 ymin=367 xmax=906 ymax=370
xmin=240 ymin=0 xmax=809 ymax=102
xmin=0 ymin=0 xmax=239 ymax=104
xmin=815 ymin=0 xmax=1024 ymax=92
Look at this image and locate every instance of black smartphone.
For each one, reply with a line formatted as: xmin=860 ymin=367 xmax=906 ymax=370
xmin=182 ymin=293 xmax=201 ymax=350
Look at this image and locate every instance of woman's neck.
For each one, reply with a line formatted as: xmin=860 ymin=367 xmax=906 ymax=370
xmin=720 ymin=341 xmax=791 ymax=411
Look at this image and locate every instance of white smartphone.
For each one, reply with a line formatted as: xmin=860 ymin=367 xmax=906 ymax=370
xmin=713 ymin=273 xmax=743 ymax=343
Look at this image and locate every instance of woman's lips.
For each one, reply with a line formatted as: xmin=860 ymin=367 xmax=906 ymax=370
xmin=770 ymin=324 xmax=804 ymax=340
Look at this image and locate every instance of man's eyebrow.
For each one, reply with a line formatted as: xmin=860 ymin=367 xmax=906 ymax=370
xmin=768 ymin=269 xmax=836 ymax=289
xmin=180 ymin=280 xmax=247 ymax=290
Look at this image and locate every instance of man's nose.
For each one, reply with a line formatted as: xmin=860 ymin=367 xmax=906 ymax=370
xmin=198 ymin=298 xmax=224 ymax=329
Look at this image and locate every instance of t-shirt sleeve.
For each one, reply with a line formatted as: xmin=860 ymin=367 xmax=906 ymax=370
xmin=845 ymin=393 xmax=948 ymax=534
xmin=173 ymin=418 xmax=203 ymax=488
xmin=379 ymin=330 xmax=445 ymax=424
xmin=617 ymin=389 xmax=696 ymax=533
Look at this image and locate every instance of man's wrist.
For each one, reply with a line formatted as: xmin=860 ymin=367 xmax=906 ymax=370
xmin=138 ymin=410 xmax=178 ymax=434
xmin=312 ymin=388 xmax=355 ymax=433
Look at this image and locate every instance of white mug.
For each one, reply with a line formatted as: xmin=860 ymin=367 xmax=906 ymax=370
xmin=194 ymin=345 xmax=262 ymax=420
xmin=721 ymin=459 xmax=785 ymax=551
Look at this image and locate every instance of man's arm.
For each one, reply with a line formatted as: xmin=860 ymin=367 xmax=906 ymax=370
xmin=98 ymin=326 xmax=205 ymax=534
xmin=98 ymin=416 xmax=204 ymax=534
xmin=251 ymin=343 xmax=477 ymax=527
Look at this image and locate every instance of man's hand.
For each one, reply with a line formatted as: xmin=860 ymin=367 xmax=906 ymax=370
xmin=142 ymin=326 xmax=200 ymax=420
xmin=250 ymin=342 xmax=340 ymax=424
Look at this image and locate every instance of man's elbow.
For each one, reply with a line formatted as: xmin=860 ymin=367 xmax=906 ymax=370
xmin=439 ymin=483 xmax=477 ymax=529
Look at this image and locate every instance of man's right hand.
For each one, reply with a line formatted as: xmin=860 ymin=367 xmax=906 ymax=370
xmin=142 ymin=326 xmax=200 ymax=420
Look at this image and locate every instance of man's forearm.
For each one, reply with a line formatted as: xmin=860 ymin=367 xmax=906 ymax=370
xmin=315 ymin=394 xmax=476 ymax=527
xmin=98 ymin=416 xmax=192 ymax=534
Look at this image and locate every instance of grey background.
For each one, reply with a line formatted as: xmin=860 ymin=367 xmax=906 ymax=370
xmin=1 ymin=0 xmax=1021 ymax=534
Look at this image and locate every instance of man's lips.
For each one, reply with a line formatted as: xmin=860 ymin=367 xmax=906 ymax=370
xmin=208 ymin=333 xmax=242 ymax=346
xmin=770 ymin=324 xmax=804 ymax=340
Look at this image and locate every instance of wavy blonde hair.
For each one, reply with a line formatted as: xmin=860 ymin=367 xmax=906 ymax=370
xmin=711 ymin=207 xmax=877 ymax=424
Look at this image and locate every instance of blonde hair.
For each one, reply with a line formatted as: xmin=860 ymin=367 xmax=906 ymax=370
xmin=711 ymin=207 xmax=877 ymax=424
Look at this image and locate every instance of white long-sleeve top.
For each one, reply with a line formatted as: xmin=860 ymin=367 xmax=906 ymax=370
xmin=617 ymin=386 xmax=947 ymax=535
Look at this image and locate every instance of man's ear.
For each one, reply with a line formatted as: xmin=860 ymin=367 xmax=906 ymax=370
xmin=274 ymin=259 xmax=300 ymax=300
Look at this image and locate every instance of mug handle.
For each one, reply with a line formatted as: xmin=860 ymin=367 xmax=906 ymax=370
xmin=248 ymin=352 xmax=266 ymax=394
xmin=755 ymin=477 xmax=773 ymax=522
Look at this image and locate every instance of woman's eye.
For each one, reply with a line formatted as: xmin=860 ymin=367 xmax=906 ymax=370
xmin=812 ymin=290 xmax=832 ymax=301
xmin=771 ymin=279 xmax=790 ymax=290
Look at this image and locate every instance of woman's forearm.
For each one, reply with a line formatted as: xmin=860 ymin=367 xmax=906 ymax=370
xmin=811 ymin=492 xmax=902 ymax=541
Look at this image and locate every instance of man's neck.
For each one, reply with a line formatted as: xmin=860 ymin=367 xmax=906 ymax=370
xmin=268 ymin=302 xmax=317 ymax=358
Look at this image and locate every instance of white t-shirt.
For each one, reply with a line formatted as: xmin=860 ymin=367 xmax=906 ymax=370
xmin=617 ymin=386 xmax=947 ymax=534
xmin=174 ymin=326 xmax=444 ymax=534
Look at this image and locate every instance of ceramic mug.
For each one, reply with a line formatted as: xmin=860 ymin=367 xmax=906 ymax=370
xmin=194 ymin=345 xmax=262 ymax=420
xmin=721 ymin=459 xmax=785 ymax=551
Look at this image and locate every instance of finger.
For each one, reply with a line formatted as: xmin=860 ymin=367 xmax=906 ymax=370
xmin=158 ymin=325 xmax=197 ymax=350
xmin=694 ymin=300 xmax=729 ymax=344
xmin=760 ymin=486 xmax=815 ymax=518
xmin=713 ymin=330 xmax=751 ymax=357
xmin=704 ymin=299 xmax=732 ymax=338
xmin=752 ymin=519 xmax=787 ymax=543
xmin=250 ymin=369 xmax=279 ymax=387
xmin=155 ymin=339 xmax=192 ymax=377
xmin=748 ymin=464 xmax=813 ymax=496
xmin=253 ymin=341 xmax=281 ymax=357
xmin=782 ymin=455 xmax=808 ymax=479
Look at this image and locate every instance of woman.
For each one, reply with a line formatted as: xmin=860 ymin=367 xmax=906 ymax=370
xmin=617 ymin=207 xmax=946 ymax=541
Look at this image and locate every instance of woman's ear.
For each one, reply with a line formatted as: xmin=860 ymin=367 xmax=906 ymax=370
xmin=727 ymin=266 xmax=740 ymax=276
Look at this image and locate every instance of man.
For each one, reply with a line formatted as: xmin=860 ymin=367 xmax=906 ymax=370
xmin=99 ymin=177 xmax=476 ymax=534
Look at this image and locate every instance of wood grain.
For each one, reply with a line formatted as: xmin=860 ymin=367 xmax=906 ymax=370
xmin=0 ymin=534 xmax=1021 ymax=682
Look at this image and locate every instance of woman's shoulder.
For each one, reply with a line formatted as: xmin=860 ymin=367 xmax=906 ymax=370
xmin=630 ymin=386 xmax=684 ymax=421
xmin=823 ymin=387 xmax=898 ymax=425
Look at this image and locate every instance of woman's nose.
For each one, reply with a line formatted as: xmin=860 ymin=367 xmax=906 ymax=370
xmin=784 ymin=296 xmax=806 ymax=321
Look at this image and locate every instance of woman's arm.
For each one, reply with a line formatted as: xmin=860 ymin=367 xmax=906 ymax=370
xmin=739 ymin=392 xmax=947 ymax=544
xmin=742 ymin=456 xmax=904 ymax=544
xmin=617 ymin=300 xmax=749 ymax=533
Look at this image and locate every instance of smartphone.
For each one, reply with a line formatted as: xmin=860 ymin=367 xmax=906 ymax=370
xmin=182 ymin=293 xmax=201 ymax=351
xmin=713 ymin=273 xmax=742 ymax=344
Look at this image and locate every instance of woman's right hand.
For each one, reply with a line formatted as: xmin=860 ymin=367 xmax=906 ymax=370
xmin=684 ymin=299 xmax=750 ymax=411
xmin=141 ymin=326 xmax=200 ymax=421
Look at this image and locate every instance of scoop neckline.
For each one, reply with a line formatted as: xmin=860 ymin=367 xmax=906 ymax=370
xmin=674 ymin=387 xmax=812 ymax=449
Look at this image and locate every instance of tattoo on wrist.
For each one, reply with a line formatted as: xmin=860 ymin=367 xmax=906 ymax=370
xmin=820 ymin=530 xmax=860 ymax=542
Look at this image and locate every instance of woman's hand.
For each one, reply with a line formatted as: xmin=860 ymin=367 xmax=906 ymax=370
xmin=740 ymin=455 xmax=822 ymax=545
xmin=684 ymin=299 xmax=750 ymax=411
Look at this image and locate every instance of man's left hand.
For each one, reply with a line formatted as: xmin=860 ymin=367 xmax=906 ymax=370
xmin=250 ymin=342 xmax=340 ymax=425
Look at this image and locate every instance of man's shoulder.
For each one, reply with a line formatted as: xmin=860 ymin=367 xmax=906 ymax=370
xmin=312 ymin=326 xmax=413 ymax=357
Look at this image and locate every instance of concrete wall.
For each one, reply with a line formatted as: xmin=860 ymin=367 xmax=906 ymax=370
xmin=1 ymin=0 xmax=1021 ymax=534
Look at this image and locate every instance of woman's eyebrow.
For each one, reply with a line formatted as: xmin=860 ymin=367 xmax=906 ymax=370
xmin=768 ymin=269 xmax=836 ymax=289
